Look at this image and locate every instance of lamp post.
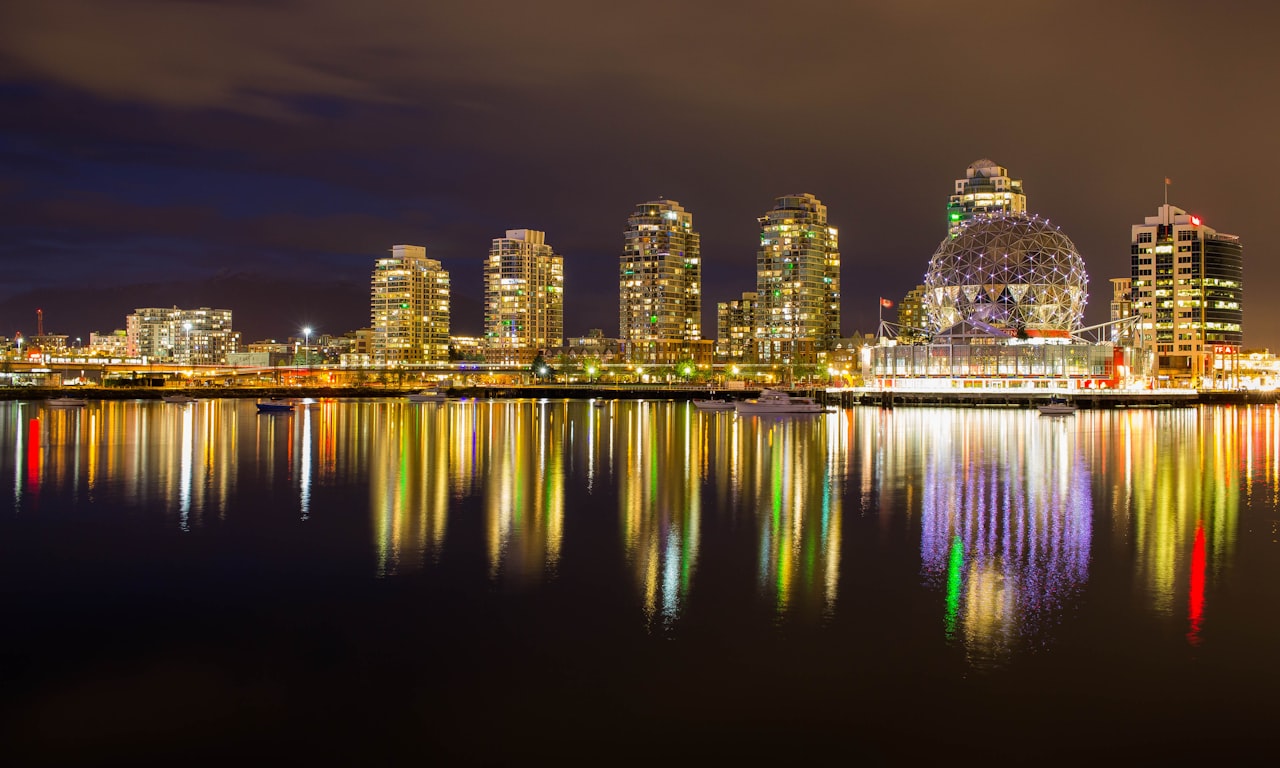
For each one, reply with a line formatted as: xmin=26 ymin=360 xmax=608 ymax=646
xmin=303 ymin=327 xmax=312 ymax=373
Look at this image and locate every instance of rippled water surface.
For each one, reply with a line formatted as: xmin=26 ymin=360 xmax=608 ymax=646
xmin=3 ymin=398 xmax=1280 ymax=763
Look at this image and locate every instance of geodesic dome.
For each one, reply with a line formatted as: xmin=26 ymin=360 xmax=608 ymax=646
xmin=923 ymin=212 xmax=1087 ymax=334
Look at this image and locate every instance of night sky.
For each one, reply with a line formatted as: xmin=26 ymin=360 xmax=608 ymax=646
xmin=1 ymin=1 xmax=1275 ymax=345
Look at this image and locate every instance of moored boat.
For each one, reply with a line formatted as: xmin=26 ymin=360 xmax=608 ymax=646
xmin=162 ymin=394 xmax=198 ymax=404
xmin=735 ymin=389 xmax=824 ymax=415
xmin=1037 ymin=395 xmax=1077 ymax=415
xmin=692 ymin=398 xmax=736 ymax=411
xmin=256 ymin=399 xmax=297 ymax=413
xmin=46 ymin=397 xmax=88 ymax=407
xmin=406 ymin=390 xmax=449 ymax=403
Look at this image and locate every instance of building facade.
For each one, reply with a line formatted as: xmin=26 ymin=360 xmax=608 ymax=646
xmin=895 ymin=284 xmax=928 ymax=344
xmin=947 ymin=159 xmax=1027 ymax=237
xmin=620 ymin=199 xmax=702 ymax=364
xmin=1109 ymin=277 xmax=1134 ymax=346
xmin=371 ymin=245 xmax=451 ymax=365
xmin=1130 ymin=204 xmax=1243 ymax=386
xmin=715 ymin=292 xmax=761 ymax=363
xmin=89 ymin=329 xmax=129 ymax=358
xmin=125 ymin=307 xmax=238 ymax=363
xmin=564 ymin=329 xmax=625 ymax=364
xmin=484 ymin=229 xmax=564 ymax=365
xmin=755 ymin=193 xmax=840 ymax=364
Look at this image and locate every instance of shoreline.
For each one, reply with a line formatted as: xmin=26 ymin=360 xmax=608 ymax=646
xmin=2 ymin=385 xmax=1276 ymax=408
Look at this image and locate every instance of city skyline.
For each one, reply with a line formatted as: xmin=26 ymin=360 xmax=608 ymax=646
xmin=1 ymin=2 xmax=1276 ymax=345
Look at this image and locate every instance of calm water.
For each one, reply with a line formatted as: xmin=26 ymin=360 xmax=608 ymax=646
xmin=3 ymin=398 xmax=1280 ymax=764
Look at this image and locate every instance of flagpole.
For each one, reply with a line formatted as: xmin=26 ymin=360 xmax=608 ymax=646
xmin=1164 ymin=177 xmax=1170 ymax=225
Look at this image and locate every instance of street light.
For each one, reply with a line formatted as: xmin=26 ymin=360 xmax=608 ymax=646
xmin=303 ymin=327 xmax=312 ymax=372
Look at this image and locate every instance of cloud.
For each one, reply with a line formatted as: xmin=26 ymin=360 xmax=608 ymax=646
xmin=0 ymin=1 xmax=1098 ymax=118
xmin=0 ymin=0 xmax=403 ymax=116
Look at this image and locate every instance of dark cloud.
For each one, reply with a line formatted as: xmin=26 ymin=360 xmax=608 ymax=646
xmin=2 ymin=0 xmax=1278 ymax=344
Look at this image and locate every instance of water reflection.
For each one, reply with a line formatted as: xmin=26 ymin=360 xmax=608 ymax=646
xmin=5 ymin=398 xmax=1278 ymax=655
xmin=1098 ymin=408 xmax=1243 ymax=646
xmin=367 ymin=401 xmax=454 ymax=577
xmin=480 ymin=401 xmax=565 ymax=586
xmin=614 ymin=402 xmax=704 ymax=629
xmin=4 ymin=400 xmax=242 ymax=528
xmin=911 ymin=410 xmax=1093 ymax=664
xmin=742 ymin=413 xmax=845 ymax=622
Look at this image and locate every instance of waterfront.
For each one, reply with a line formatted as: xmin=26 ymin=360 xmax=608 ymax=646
xmin=3 ymin=398 xmax=1280 ymax=763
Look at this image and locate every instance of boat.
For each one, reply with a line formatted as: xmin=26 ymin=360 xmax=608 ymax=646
xmin=1037 ymin=395 xmax=1078 ymax=415
xmin=406 ymin=390 xmax=449 ymax=403
xmin=256 ymin=399 xmax=297 ymax=413
xmin=592 ymin=399 xmax=608 ymax=408
xmin=162 ymin=394 xmax=198 ymax=404
xmin=46 ymin=397 xmax=88 ymax=407
xmin=692 ymin=398 xmax=737 ymax=411
xmin=735 ymin=389 xmax=825 ymax=415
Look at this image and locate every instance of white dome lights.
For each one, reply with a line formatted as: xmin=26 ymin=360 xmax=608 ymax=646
xmin=923 ymin=212 xmax=1088 ymax=336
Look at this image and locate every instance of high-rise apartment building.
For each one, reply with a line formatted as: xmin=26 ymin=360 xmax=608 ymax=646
xmin=620 ymin=199 xmax=702 ymax=364
xmin=484 ymin=229 xmax=563 ymax=365
xmin=125 ymin=307 xmax=238 ymax=363
xmin=896 ymin=284 xmax=928 ymax=344
xmin=716 ymin=292 xmax=761 ymax=363
xmin=371 ymin=245 xmax=451 ymax=365
xmin=1130 ymin=204 xmax=1243 ymax=386
xmin=755 ymin=193 xmax=840 ymax=363
xmin=948 ymin=159 xmax=1026 ymax=236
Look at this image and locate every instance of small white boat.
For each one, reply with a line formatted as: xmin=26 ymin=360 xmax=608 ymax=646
xmin=46 ymin=397 xmax=88 ymax=407
xmin=162 ymin=394 xmax=198 ymax=404
xmin=1037 ymin=395 xmax=1078 ymax=415
xmin=735 ymin=389 xmax=824 ymax=415
xmin=407 ymin=390 xmax=449 ymax=403
xmin=592 ymin=399 xmax=608 ymax=408
xmin=692 ymin=398 xmax=736 ymax=411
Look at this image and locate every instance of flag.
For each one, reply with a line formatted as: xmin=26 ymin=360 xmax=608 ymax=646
xmin=880 ymin=298 xmax=894 ymax=308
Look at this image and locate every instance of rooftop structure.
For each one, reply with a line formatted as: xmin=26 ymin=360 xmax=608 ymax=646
xmin=947 ymin=159 xmax=1027 ymax=237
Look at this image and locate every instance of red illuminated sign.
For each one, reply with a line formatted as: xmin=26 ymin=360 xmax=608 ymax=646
xmin=1190 ymin=215 xmax=1202 ymax=226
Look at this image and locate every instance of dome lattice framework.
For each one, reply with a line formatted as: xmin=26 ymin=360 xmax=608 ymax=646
xmin=923 ymin=212 xmax=1088 ymax=334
